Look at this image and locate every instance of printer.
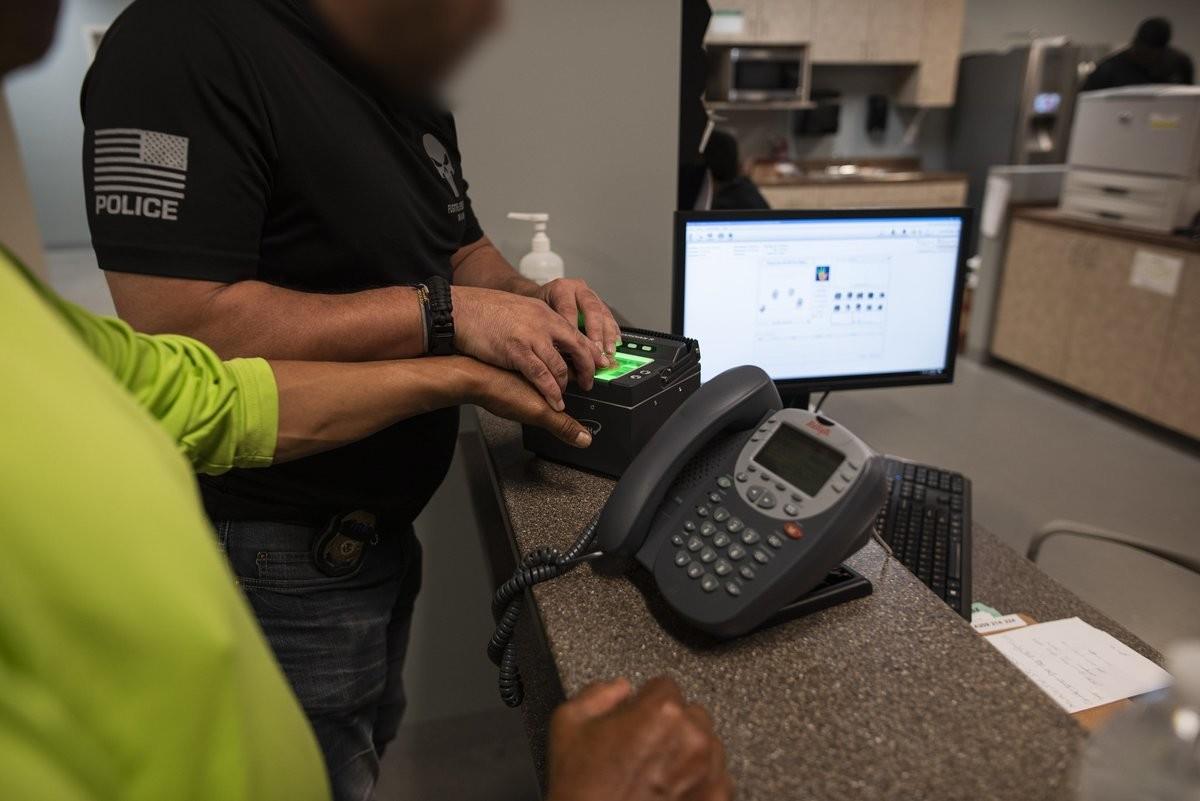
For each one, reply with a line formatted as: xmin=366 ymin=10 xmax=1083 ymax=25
xmin=1060 ymin=86 xmax=1200 ymax=233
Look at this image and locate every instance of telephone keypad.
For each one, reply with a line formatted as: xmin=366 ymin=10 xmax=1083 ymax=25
xmin=708 ymin=492 xmax=722 ymax=503
xmin=712 ymin=507 xmax=730 ymax=522
xmin=714 ymin=559 xmax=732 ymax=576
xmin=716 ymin=475 xmax=733 ymax=489
xmin=727 ymin=544 xmax=746 ymax=560
xmin=741 ymin=529 xmax=761 ymax=545
xmin=671 ymin=534 xmax=685 ymax=546
xmin=739 ymin=566 xmax=756 ymax=581
xmin=700 ymin=575 xmax=719 ymax=593
xmin=695 ymin=506 xmax=709 ymax=517
xmin=726 ymin=517 xmax=744 ymax=533
xmin=725 ymin=582 xmax=741 ymax=597
xmin=683 ymin=521 xmax=696 ymax=532
xmin=753 ymin=549 xmax=771 ymax=564
xmin=700 ymin=521 xmax=717 ymax=536
xmin=700 ymin=547 xmax=717 ymax=564
xmin=687 ymin=536 xmax=703 ymax=552
xmin=687 ymin=563 xmax=704 ymax=579
xmin=713 ymin=532 xmax=731 ymax=548
xmin=674 ymin=551 xmax=690 ymax=567
xmin=766 ymin=534 xmax=784 ymax=549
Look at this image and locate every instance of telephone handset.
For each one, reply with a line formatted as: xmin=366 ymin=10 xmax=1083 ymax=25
xmin=489 ymin=366 xmax=887 ymax=704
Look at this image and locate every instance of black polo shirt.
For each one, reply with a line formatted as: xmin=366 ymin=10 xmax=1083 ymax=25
xmin=82 ymin=0 xmax=484 ymax=523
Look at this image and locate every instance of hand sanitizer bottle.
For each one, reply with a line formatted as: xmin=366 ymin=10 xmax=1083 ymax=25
xmin=507 ymin=212 xmax=564 ymax=286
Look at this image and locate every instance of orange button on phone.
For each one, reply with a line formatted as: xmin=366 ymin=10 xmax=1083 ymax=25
xmin=783 ymin=522 xmax=804 ymax=539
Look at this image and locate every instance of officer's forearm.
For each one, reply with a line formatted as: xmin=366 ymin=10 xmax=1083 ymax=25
xmin=451 ymin=235 xmax=540 ymax=297
xmin=105 ymin=270 xmax=427 ymax=362
xmin=269 ymin=356 xmax=477 ymax=462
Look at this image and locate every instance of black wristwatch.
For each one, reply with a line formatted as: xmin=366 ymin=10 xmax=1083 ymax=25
xmin=423 ymin=275 xmax=456 ymax=355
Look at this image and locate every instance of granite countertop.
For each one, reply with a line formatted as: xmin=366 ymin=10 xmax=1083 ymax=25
xmin=1014 ymin=206 xmax=1200 ymax=254
xmin=472 ymin=413 xmax=1164 ymax=801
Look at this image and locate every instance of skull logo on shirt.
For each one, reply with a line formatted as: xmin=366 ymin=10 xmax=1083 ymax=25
xmin=422 ymin=133 xmax=460 ymax=198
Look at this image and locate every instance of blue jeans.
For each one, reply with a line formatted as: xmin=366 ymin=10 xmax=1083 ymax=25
xmin=216 ymin=518 xmax=422 ymax=801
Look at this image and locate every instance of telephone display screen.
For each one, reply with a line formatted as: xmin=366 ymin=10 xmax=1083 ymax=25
xmin=753 ymin=423 xmax=845 ymax=496
xmin=594 ymin=351 xmax=653 ymax=382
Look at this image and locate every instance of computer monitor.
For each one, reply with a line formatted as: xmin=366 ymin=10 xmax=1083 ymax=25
xmin=672 ymin=208 xmax=971 ymax=398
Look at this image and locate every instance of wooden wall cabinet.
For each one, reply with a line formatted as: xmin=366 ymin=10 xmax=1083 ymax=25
xmin=896 ymin=0 xmax=966 ymax=107
xmin=992 ymin=218 xmax=1200 ymax=440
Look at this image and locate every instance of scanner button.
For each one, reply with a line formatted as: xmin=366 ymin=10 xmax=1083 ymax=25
xmin=756 ymin=493 xmax=777 ymax=509
xmin=713 ymin=533 xmax=731 ymax=548
xmin=725 ymin=517 xmax=744 ymax=533
xmin=674 ymin=550 xmax=690 ymax=567
xmin=714 ymin=559 xmax=732 ymax=576
xmin=736 ymin=472 xmax=748 ymax=483
xmin=671 ymin=534 xmax=685 ymax=547
xmin=741 ymin=529 xmax=761 ymax=545
xmin=700 ymin=521 xmax=717 ymax=537
xmin=700 ymin=547 xmax=717 ymax=563
xmin=708 ymin=492 xmax=722 ymax=504
xmin=753 ymin=549 xmax=771 ymax=564
xmin=712 ymin=507 xmax=730 ymax=522
xmin=727 ymin=544 xmax=746 ymax=561
xmin=746 ymin=486 xmax=763 ymax=502
xmin=683 ymin=520 xmax=696 ymax=532
xmin=724 ymin=581 xmax=741 ymax=597
xmin=687 ymin=563 xmax=705 ymax=579
xmin=687 ymin=536 xmax=704 ymax=552
xmin=700 ymin=575 xmax=719 ymax=593
xmin=783 ymin=503 xmax=800 ymax=516
xmin=784 ymin=522 xmax=805 ymax=540
xmin=766 ymin=534 xmax=784 ymax=549
xmin=695 ymin=506 xmax=709 ymax=517
xmin=739 ymin=566 xmax=756 ymax=581
xmin=716 ymin=475 xmax=733 ymax=489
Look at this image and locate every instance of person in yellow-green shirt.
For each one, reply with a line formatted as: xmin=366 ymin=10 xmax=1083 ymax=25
xmin=0 ymin=5 xmax=734 ymax=801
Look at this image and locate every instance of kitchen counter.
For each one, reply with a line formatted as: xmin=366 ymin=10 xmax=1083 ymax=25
xmin=464 ymin=412 xmax=1163 ymax=801
xmin=752 ymin=167 xmax=968 ymax=187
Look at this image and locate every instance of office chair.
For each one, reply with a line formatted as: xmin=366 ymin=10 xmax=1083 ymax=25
xmin=1027 ymin=520 xmax=1200 ymax=578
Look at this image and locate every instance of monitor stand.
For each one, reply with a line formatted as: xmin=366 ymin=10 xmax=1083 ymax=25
xmin=756 ymin=564 xmax=872 ymax=631
xmin=780 ymin=390 xmax=812 ymax=411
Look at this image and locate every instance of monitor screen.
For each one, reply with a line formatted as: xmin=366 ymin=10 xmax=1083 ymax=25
xmin=674 ymin=210 xmax=966 ymax=390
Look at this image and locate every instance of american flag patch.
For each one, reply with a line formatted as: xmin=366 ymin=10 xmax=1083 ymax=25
xmin=92 ymin=128 xmax=188 ymax=201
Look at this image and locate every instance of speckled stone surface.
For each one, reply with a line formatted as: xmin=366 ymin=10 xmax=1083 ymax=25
xmin=476 ymin=414 xmax=1161 ymax=801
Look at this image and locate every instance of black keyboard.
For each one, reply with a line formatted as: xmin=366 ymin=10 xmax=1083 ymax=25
xmin=874 ymin=457 xmax=972 ymax=618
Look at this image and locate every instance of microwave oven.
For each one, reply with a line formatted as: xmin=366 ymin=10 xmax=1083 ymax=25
xmin=707 ymin=46 xmax=808 ymax=103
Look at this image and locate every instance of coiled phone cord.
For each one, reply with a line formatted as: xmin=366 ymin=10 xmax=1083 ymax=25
xmin=488 ymin=515 xmax=602 ymax=707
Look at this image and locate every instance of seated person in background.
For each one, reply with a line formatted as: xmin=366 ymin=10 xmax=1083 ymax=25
xmin=1082 ymin=16 xmax=1194 ymax=92
xmin=0 ymin=6 xmax=732 ymax=801
xmin=705 ymin=129 xmax=771 ymax=210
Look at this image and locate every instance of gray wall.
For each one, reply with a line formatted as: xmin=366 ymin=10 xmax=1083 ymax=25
xmin=962 ymin=0 xmax=1200 ymax=59
xmin=5 ymin=0 xmax=130 ymax=249
xmin=449 ymin=0 xmax=682 ymax=330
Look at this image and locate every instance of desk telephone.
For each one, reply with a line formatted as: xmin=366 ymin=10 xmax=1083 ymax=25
xmin=489 ymin=365 xmax=887 ymax=705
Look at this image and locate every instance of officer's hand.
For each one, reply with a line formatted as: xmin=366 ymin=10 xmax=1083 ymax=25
xmin=463 ymin=359 xmax=593 ymax=448
xmin=453 ymin=285 xmax=609 ymax=411
xmin=545 ymin=677 xmax=734 ymax=801
xmin=531 ymin=278 xmax=621 ymax=364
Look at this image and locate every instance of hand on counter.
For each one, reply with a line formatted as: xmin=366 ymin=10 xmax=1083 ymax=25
xmin=464 ymin=358 xmax=593 ymax=449
xmin=453 ymin=284 xmax=612 ymax=411
xmin=546 ymin=676 xmax=734 ymax=801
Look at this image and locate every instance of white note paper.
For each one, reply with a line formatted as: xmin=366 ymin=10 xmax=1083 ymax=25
xmin=1130 ymin=249 xmax=1183 ymax=297
xmin=986 ymin=617 xmax=1172 ymax=713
